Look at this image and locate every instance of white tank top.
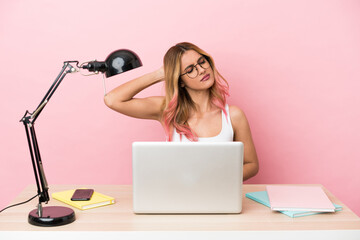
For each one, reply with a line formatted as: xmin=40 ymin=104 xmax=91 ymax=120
xmin=172 ymin=104 xmax=234 ymax=142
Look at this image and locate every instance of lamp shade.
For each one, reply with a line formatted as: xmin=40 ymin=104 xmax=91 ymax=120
xmin=105 ymin=49 xmax=142 ymax=78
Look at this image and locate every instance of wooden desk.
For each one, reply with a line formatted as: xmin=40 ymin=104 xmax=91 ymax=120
xmin=1 ymin=184 xmax=360 ymax=239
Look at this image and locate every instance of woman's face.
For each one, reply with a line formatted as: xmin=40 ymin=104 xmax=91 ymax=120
xmin=179 ymin=50 xmax=214 ymax=92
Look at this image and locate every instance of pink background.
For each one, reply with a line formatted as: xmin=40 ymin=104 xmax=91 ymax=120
xmin=1 ymin=0 xmax=359 ymax=216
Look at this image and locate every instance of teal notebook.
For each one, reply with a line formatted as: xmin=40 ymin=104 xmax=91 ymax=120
xmin=246 ymin=191 xmax=342 ymax=218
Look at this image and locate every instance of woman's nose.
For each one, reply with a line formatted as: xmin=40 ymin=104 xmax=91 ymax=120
xmin=196 ymin=65 xmax=206 ymax=75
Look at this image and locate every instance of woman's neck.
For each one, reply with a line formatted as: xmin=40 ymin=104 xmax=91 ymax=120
xmin=187 ymin=90 xmax=214 ymax=116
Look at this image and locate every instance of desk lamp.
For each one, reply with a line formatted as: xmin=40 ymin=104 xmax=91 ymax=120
xmin=20 ymin=49 xmax=142 ymax=227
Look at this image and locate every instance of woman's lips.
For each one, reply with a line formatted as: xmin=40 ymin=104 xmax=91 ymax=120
xmin=201 ymin=74 xmax=210 ymax=82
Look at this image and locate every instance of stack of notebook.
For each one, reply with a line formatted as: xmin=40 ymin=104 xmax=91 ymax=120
xmin=246 ymin=185 xmax=342 ymax=218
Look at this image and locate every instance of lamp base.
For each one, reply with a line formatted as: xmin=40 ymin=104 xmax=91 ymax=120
xmin=28 ymin=206 xmax=75 ymax=227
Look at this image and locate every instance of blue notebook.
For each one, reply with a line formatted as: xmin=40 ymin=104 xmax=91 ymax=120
xmin=246 ymin=191 xmax=342 ymax=218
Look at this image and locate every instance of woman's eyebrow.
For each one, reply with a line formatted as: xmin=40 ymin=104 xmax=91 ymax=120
xmin=184 ymin=56 xmax=203 ymax=70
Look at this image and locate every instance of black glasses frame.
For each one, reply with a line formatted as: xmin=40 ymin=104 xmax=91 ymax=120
xmin=180 ymin=56 xmax=210 ymax=79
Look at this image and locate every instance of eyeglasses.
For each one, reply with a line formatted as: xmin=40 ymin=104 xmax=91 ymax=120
xmin=180 ymin=56 xmax=210 ymax=79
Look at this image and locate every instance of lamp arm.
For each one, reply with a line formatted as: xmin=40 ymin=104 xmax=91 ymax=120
xmin=31 ymin=61 xmax=78 ymax=122
xmin=20 ymin=61 xmax=78 ymax=207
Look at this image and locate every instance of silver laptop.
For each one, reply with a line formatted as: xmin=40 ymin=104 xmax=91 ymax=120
xmin=132 ymin=142 xmax=244 ymax=214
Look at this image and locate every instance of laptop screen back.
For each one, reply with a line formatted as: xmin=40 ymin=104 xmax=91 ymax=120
xmin=132 ymin=142 xmax=244 ymax=214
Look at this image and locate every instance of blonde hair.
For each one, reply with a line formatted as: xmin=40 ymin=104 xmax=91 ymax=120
xmin=162 ymin=42 xmax=229 ymax=141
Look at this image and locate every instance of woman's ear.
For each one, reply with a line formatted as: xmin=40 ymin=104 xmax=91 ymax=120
xmin=180 ymin=80 xmax=185 ymax=88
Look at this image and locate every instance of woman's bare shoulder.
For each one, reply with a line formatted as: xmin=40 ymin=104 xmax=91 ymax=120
xmin=229 ymin=105 xmax=246 ymax=121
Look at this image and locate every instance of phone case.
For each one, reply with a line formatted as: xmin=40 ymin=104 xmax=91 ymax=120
xmin=71 ymin=189 xmax=94 ymax=201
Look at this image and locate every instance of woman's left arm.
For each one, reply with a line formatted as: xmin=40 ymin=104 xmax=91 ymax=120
xmin=229 ymin=106 xmax=259 ymax=181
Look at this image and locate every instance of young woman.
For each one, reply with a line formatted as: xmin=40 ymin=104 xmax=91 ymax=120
xmin=104 ymin=42 xmax=259 ymax=181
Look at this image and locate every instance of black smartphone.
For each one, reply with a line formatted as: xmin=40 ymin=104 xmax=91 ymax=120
xmin=71 ymin=189 xmax=94 ymax=201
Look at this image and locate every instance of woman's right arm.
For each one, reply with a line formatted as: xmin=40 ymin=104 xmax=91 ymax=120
xmin=104 ymin=67 xmax=165 ymax=122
